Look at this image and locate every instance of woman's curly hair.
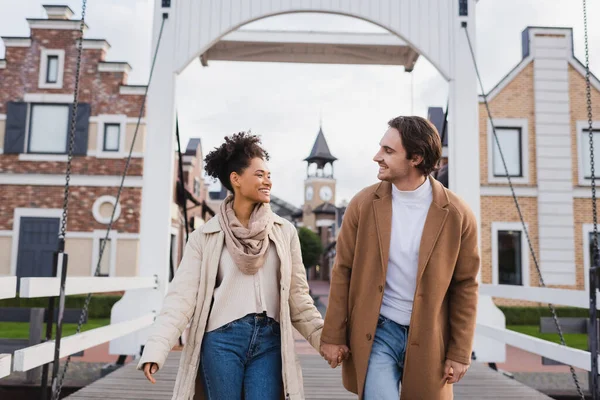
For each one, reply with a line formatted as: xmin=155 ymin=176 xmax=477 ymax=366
xmin=204 ymin=132 xmax=270 ymax=192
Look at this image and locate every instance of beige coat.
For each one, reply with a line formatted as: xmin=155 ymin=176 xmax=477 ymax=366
xmin=322 ymin=177 xmax=480 ymax=400
xmin=138 ymin=213 xmax=324 ymax=400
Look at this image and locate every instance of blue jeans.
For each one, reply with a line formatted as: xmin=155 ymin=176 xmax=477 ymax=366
xmin=364 ymin=315 xmax=409 ymax=400
xmin=200 ymin=313 xmax=282 ymax=400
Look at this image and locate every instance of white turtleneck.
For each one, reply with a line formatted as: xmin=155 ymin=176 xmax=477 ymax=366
xmin=380 ymin=177 xmax=433 ymax=326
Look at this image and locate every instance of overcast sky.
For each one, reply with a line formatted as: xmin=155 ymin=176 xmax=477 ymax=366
xmin=1 ymin=1 xmax=598 ymax=207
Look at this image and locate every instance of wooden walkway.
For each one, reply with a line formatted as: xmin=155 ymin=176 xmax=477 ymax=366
xmin=66 ymin=352 xmax=552 ymax=399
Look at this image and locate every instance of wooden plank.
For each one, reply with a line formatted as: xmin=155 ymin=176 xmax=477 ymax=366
xmin=66 ymin=352 xmax=551 ymax=399
xmin=13 ymin=314 xmax=154 ymax=372
xmin=19 ymin=276 xmax=156 ymax=298
xmin=480 ymin=284 xmax=593 ymax=309
xmin=477 ymin=323 xmax=596 ymax=371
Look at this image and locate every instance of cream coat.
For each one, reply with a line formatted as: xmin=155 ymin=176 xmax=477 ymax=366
xmin=138 ymin=213 xmax=324 ymax=400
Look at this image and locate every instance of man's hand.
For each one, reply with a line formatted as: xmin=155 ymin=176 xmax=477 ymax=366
xmin=320 ymin=343 xmax=350 ymax=368
xmin=443 ymin=359 xmax=469 ymax=384
xmin=143 ymin=362 xmax=159 ymax=384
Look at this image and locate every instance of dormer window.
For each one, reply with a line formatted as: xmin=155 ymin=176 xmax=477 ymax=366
xmin=38 ymin=49 xmax=65 ymax=89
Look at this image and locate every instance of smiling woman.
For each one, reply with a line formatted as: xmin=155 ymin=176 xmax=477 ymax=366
xmin=138 ymin=131 xmax=329 ymax=399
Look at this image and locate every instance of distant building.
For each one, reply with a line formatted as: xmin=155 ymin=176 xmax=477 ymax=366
xmin=430 ymin=26 xmax=600 ymax=305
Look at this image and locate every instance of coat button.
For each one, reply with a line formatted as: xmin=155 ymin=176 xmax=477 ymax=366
xmin=378 ymin=285 xmax=383 ymax=293
xmin=366 ymin=333 xmax=372 ymax=341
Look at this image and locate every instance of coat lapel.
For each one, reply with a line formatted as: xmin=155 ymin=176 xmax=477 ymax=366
xmin=373 ymin=182 xmax=393 ymax=274
xmin=416 ymin=177 xmax=450 ymax=283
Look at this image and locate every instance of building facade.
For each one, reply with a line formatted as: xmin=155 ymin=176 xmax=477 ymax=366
xmin=456 ymin=26 xmax=600 ymax=305
xmin=0 ymin=5 xmax=208 ymax=283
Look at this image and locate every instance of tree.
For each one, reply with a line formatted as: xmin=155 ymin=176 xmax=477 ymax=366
xmin=297 ymin=227 xmax=323 ymax=269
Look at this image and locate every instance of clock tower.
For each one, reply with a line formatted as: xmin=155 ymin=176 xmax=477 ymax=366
xmin=303 ymin=125 xmax=337 ymax=232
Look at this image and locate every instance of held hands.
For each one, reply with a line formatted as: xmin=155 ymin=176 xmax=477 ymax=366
xmin=443 ymin=359 xmax=469 ymax=384
xmin=143 ymin=362 xmax=159 ymax=384
xmin=320 ymin=343 xmax=350 ymax=368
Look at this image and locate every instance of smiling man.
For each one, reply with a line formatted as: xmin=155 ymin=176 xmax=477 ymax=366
xmin=320 ymin=116 xmax=480 ymax=399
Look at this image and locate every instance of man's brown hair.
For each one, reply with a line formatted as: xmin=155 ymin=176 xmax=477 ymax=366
xmin=387 ymin=116 xmax=442 ymax=176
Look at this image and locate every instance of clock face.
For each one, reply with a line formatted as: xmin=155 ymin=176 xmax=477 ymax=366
xmin=305 ymin=186 xmax=314 ymax=201
xmin=319 ymin=186 xmax=333 ymax=202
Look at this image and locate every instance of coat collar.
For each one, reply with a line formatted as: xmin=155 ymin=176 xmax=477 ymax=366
xmin=373 ymin=176 xmax=449 ymax=207
xmin=200 ymin=211 xmax=285 ymax=234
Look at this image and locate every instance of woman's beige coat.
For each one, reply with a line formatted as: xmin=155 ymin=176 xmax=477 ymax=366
xmin=137 ymin=213 xmax=324 ymax=400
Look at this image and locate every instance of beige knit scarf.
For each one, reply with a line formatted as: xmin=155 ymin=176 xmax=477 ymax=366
xmin=218 ymin=195 xmax=274 ymax=275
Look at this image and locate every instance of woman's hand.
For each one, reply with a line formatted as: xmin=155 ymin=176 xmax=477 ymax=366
xmin=143 ymin=362 xmax=159 ymax=384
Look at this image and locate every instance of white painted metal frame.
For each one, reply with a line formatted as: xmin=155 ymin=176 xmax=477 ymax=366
xmin=476 ymin=323 xmax=597 ymax=372
xmin=0 ymin=276 xmax=17 ymax=299
xmin=13 ymin=313 xmax=154 ymax=372
xmin=19 ymin=276 xmax=157 ymax=298
xmin=117 ymin=0 xmax=492 ymax=360
xmin=10 ymin=208 xmax=63 ymax=276
xmin=480 ymin=284 xmax=595 ymax=309
xmin=491 ymin=222 xmax=530 ymax=287
xmin=576 ymin=120 xmax=600 ymax=186
xmin=0 ymin=354 xmax=11 ymax=379
xmin=487 ymin=118 xmax=530 ymax=185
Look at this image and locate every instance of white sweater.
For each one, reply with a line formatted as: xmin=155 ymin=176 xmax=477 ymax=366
xmin=206 ymin=241 xmax=281 ymax=332
xmin=380 ymin=178 xmax=433 ymax=326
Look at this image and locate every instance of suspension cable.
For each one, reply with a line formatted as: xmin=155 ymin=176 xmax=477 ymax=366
xmin=50 ymin=12 xmax=169 ymax=400
xmin=461 ymin=22 xmax=585 ymax=399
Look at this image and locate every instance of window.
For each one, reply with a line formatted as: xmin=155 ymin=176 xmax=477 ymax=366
xmin=95 ymin=115 xmax=127 ymax=158
xmin=97 ymin=238 xmax=111 ymax=277
xmin=46 ymin=55 xmax=59 ymax=83
xmin=492 ymin=222 xmax=529 ymax=286
xmin=193 ymin=178 xmax=201 ymax=197
xmin=487 ymin=119 xmax=529 ymax=184
xmin=103 ymin=123 xmax=120 ymax=152
xmin=28 ymin=104 xmax=69 ymax=154
xmin=497 ymin=230 xmax=523 ymax=285
xmin=580 ymin=129 xmax=600 ymax=180
xmin=38 ymin=49 xmax=65 ymax=89
xmin=492 ymin=127 xmax=522 ymax=177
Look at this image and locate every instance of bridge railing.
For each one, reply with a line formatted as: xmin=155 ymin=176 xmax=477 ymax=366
xmin=478 ymin=284 xmax=598 ymax=372
xmin=0 ymin=275 xmax=157 ymax=379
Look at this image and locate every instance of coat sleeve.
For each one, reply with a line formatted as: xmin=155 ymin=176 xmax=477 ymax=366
xmin=137 ymin=230 xmax=204 ymax=371
xmin=446 ymin=208 xmax=480 ymax=365
xmin=320 ymin=195 xmax=360 ymax=346
xmin=288 ymin=225 xmax=324 ymax=351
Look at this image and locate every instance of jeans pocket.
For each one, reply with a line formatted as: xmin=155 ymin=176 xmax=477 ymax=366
xmin=377 ymin=315 xmax=388 ymax=328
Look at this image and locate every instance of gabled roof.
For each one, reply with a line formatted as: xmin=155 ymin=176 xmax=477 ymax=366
xmin=185 ymin=138 xmax=201 ymax=156
xmin=304 ymin=126 xmax=337 ymax=165
xmin=479 ymin=26 xmax=600 ymax=103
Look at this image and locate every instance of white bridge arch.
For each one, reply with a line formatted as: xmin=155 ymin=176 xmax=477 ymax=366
xmin=110 ymin=0 xmax=505 ymax=364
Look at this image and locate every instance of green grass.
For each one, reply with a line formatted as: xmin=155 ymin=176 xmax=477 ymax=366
xmin=0 ymin=318 xmax=110 ymax=339
xmin=508 ymin=325 xmax=589 ymax=351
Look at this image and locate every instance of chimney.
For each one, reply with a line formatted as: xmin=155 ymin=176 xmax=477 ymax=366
xmin=43 ymin=5 xmax=74 ymax=20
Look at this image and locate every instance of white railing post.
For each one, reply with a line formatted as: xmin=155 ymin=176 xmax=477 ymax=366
xmin=109 ymin=2 xmax=178 ymax=357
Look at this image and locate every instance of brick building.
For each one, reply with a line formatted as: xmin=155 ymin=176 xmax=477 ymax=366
xmin=0 ymin=5 xmax=209 ymax=283
xmin=432 ymin=26 xmax=600 ymax=305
